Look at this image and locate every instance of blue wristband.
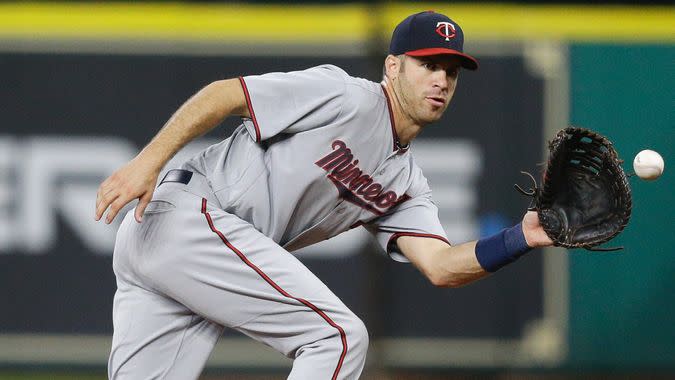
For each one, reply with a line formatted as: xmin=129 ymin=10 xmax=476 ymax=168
xmin=475 ymin=223 xmax=532 ymax=272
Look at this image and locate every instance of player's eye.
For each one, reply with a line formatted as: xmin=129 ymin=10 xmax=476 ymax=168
xmin=446 ymin=68 xmax=459 ymax=77
xmin=423 ymin=62 xmax=437 ymax=71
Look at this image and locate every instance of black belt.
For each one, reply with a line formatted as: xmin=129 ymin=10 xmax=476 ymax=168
xmin=160 ymin=169 xmax=193 ymax=185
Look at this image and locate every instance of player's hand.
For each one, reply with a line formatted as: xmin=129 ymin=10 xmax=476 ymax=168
xmin=521 ymin=211 xmax=554 ymax=248
xmin=95 ymin=156 xmax=160 ymax=224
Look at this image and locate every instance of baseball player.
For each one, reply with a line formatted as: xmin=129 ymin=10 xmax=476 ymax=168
xmin=96 ymin=11 xmax=553 ymax=380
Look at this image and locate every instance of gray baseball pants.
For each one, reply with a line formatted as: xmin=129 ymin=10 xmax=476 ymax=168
xmin=108 ymin=179 xmax=368 ymax=379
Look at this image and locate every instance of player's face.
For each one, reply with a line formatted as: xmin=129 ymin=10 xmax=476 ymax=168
xmin=394 ymin=55 xmax=460 ymax=124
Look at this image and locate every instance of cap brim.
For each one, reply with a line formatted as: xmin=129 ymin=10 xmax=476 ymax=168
xmin=406 ymin=48 xmax=479 ymax=70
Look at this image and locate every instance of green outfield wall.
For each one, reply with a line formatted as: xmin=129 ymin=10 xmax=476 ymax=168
xmin=568 ymin=43 xmax=675 ymax=369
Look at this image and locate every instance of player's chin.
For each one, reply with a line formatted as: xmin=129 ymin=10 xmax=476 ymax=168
xmin=421 ymin=109 xmax=445 ymax=124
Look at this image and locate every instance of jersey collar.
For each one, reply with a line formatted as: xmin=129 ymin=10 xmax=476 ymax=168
xmin=380 ymin=84 xmax=410 ymax=154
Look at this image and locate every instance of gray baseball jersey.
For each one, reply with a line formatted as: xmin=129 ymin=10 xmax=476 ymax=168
xmin=183 ymin=64 xmax=449 ymax=260
xmin=108 ymin=65 xmax=450 ymax=379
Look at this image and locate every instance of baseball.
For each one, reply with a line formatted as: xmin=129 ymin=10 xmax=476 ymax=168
xmin=633 ymin=149 xmax=664 ymax=180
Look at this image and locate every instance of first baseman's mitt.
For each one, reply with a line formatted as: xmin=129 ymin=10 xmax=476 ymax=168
xmin=515 ymin=127 xmax=632 ymax=251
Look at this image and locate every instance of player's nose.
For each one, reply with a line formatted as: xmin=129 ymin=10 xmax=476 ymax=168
xmin=431 ymin=70 xmax=449 ymax=90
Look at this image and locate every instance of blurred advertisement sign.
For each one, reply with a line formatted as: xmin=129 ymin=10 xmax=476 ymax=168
xmin=0 ymin=137 xmax=136 ymax=254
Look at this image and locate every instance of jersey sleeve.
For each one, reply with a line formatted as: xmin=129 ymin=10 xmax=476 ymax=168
xmin=366 ymin=167 xmax=450 ymax=263
xmin=238 ymin=65 xmax=347 ymax=143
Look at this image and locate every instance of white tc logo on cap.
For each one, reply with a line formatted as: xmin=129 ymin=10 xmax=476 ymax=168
xmin=435 ymin=21 xmax=457 ymax=41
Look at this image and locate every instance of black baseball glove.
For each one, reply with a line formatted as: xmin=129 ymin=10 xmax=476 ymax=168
xmin=515 ymin=127 xmax=632 ymax=251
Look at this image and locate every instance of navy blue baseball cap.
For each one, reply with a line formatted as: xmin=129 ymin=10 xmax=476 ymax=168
xmin=389 ymin=11 xmax=478 ymax=70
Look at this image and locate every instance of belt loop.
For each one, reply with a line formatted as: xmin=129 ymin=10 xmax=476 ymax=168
xmin=160 ymin=169 xmax=193 ymax=185
xmin=159 ymin=169 xmax=222 ymax=210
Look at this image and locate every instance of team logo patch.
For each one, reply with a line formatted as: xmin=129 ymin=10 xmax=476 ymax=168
xmin=435 ymin=21 xmax=456 ymax=41
xmin=315 ymin=140 xmax=409 ymax=215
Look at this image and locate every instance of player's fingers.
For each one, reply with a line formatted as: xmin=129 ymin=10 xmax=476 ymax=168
xmin=95 ymin=184 xmax=106 ymax=214
xmin=96 ymin=189 xmax=118 ymax=221
xmin=105 ymin=195 xmax=130 ymax=224
xmin=134 ymin=192 xmax=153 ymax=223
xmin=95 ymin=179 xmax=117 ymax=219
xmin=95 ymin=193 xmax=103 ymax=220
xmin=98 ymin=196 xmax=120 ymax=223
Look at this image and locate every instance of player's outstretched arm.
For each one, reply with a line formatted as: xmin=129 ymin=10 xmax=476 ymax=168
xmin=398 ymin=211 xmax=553 ymax=288
xmin=95 ymin=78 xmax=249 ymax=224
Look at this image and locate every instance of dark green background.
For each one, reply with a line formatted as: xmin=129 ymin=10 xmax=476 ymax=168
xmin=569 ymin=43 xmax=675 ymax=369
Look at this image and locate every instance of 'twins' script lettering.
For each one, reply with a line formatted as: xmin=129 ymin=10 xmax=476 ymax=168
xmin=315 ymin=140 xmax=409 ymax=215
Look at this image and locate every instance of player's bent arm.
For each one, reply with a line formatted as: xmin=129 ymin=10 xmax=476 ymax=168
xmin=397 ymin=237 xmax=488 ymax=288
xmin=95 ymin=78 xmax=249 ymax=224
xmin=398 ymin=212 xmax=553 ymax=288
xmin=137 ymin=78 xmax=250 ymax=169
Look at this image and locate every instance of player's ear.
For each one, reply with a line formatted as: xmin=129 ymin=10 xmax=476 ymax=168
xmin=384 ymin=55 xmax=401 ymax=80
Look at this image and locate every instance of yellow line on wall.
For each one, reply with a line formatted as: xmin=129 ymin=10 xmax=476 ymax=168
xmin=0 ymin=2 xmax=673 ymax=43
xmin=0 ymin=3 xmax=370 ymax=42
xmin=385 ymin=4 xmax=675 ymax=42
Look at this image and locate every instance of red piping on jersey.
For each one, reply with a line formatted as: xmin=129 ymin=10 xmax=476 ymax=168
xmin=387 ymin=232 xmax=451 ymax=252
xmin=380 ymin=84 xmax=399 ymax=153
xmin=238 ymin=77 xmax=262 ymax=143
xmin=200 ymin=198 xmax=347 ymax=379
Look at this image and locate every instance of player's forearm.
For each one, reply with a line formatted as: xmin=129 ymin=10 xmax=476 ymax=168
xmin=137 ymin=79 xmax=248 ymax=169
xmin=444 ymin=222 xmax=535 ymax=288
xmin=401 ymin=222 xmax=537 ymax=288
xmin=434 ymin=216 xmax=553 ymax=287
xmin=398 ymin=237 xmax=488 ymax=288
xmin=431 ymin=241 xmax=489 ymax=288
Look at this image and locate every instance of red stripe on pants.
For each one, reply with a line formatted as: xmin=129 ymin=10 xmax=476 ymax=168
xmin=200 ymin=198 xmax=347 ymax=379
